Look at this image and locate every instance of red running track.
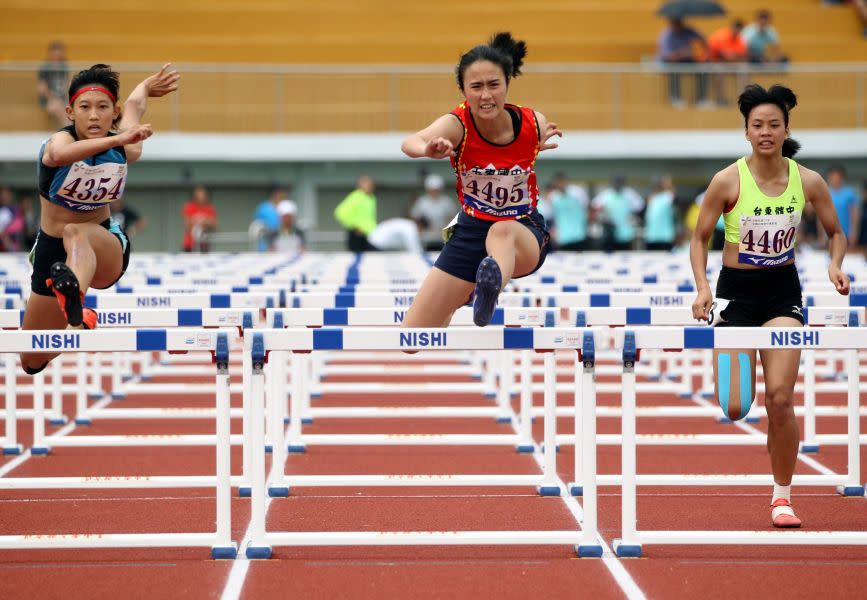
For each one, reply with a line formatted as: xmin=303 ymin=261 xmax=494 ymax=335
xmin=0 ymin=354 xmax=866 ymax=599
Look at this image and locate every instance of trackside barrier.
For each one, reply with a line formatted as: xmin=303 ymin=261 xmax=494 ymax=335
xmin=0 ymin=329 xmax=236 ymax=558
xmin=610 ymin=326 xmax=867 ymax=557
xmin=243 ymin=327 xmax=604 ymax=558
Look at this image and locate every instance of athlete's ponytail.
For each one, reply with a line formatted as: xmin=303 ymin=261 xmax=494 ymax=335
xmin=456 ymin=32 xmax=528 ymax=89
xmin=738 ymin=83 xmax=800 ymax=157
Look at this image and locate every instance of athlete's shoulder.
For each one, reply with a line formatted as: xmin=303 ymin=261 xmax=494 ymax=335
xmin=711 ymin=162 xmax=740 ymax=186
xmin=795 ymin=162 xmax=827 ymax=197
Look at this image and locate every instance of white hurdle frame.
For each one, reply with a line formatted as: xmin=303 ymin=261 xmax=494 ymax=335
xmin=611 ymin=326 xmax=867 ymax=557
xmin=0 ymin=329 xmax=236 ymax=557
xmin=243 ymin=326 xmax=602 ymax=558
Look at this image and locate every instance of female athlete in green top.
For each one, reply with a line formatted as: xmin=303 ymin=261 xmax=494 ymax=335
xmin=690 ymin=84 xmax=849 ymax=528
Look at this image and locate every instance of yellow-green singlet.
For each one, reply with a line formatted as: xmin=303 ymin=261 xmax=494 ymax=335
xmin=724 ymin=157 xmax=806 ymax=267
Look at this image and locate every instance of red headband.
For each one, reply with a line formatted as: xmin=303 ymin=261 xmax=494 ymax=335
xmin=68 ymin=86 xmax=117 ymax=107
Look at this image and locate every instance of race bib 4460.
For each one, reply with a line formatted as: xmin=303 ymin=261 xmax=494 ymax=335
xmin=461 ymin=164 xmax=532 ymax=219
xmin=738 ymin=213 xmax=800 ymax=267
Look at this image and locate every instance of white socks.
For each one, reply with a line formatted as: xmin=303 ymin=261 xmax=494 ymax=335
xmin=772 ymin=483 xmax=791 ymax=503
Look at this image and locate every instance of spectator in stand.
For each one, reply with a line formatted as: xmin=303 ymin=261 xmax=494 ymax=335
xmin=827 ymin=166 xmax=860 ymax=246
xmin=273 ymin=199 xmax=306 ymax=255
xmin=252 ymin=184 xmax=290 ymax=251
xmin=644 ymin=175 xmax=677 ymax=251
xmin=0 ymin=186 xmax=15 ymax=252
xmin=181 ymin=184 xmax=218 ymax=252
xmin=11 ymin=192 xmax=38 ymax=250
xmin=110 ymin=199 xmax=146 ymax=237
xmin=742 ymin=9 xmax=789 ymax=64
xmin=36 ymin=41 xmax=70 ymax=129
xmin=657 ymin=17 xmax=711 ymax=108
xmin=334 ymin=175 xmax=377 ymax=252
xmin=410 ymin=174 xmax=458 ymax=251
xmin=707 ymin=19 xmax=748 ymax=105
xmin=592 ymin=175 xmax=644 ymax=251
xmin=548 ymin=173 xmax=589 ymax=251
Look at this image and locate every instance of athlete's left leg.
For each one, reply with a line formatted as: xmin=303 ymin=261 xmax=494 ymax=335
xmin=473 ymin=221 xmax=541 ymax=326
xmin=48 ymin=222 xmax=124 ymax=328
xmin=759 ymin=315 xmax=803 ymax=527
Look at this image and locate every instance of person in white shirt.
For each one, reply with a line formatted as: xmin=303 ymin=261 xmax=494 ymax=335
xmin=273 ymin=199 xmax=305 ymax=255
xmin=410 ymin=174 xmax=458 ymax=251
xmin=368 ymin=217 xmax=426 ymax=255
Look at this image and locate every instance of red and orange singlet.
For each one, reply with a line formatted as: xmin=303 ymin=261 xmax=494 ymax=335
xmin=450 ymin=102 xmax=541 ymax=221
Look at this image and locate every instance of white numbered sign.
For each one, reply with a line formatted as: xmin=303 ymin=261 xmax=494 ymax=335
xmin=738 ymin=213 xmax=800 ymax=267
xmin=57 ymin=161 xmax=127 ymax=208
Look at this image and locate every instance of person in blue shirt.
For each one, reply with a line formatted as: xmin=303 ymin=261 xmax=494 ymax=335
xmin=644 ymin=175 xmax=677 ymax=251
xmin=827 ymin=166 xmax=860 ymax=245
xmin=252 ymin=184 xmax=289 ymax=251
xmin=548 ymin=173 xmax=588 ymax=251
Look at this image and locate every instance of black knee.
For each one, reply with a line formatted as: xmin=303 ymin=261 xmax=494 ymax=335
xmin=22 ymin=361 xmax=49 ymax=375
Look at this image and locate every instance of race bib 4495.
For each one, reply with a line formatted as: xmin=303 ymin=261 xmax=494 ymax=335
xmin=461 ymin=164 xmax=533 ymax=219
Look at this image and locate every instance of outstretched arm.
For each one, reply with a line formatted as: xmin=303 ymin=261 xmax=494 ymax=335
xmin=535 ymin=111 xmax=562 ymax=153
xmin=401 ymin=114 xmax=464 ymax=159
xmin=119 ymin=63 xmax=180 ymax=163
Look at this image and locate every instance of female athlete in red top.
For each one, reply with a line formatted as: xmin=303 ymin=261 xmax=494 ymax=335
xmin=400 ymin=32 xmax=561 ymax=327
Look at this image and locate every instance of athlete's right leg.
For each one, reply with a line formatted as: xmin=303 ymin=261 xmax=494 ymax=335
xmin=19 ymin=293 xmax=69 ymax=373
xmin=402 ymin=267 xmax=475 ymax=328
xmin=712 ymin=348 xmax=757 ymax=421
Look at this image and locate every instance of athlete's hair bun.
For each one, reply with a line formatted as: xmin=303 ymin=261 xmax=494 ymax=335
xmin=489 ymin=32 xmax=527 ymax=78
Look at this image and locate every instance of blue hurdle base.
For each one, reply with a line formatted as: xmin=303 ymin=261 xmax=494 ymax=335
xmin=30 ymin=446 xmax=51 ymax=456
xmin=211 ymin=544 xmax=238 ymax=559
xmin=268 ymin=485 xmax=290 ymax=498
xmin=121 ymin=375 xmax=134 ymax=383
xmin=88 ymin=392 xmax=103 ymax=400
xmin=139 ymin=375 xmax=152 ymax=382
xmin=838 ymin=485 xmax=865 ymax=497
xmin=614 ymin=541 xmax=642 ymax=558
xmin=265 ymin=445 xmax=272 ymax=453
xmin=111 ymin=393 xmax=127 ymax=400
xmin=700 ymin=391 xmax=715 ymax=399
xmin=538 ymin=485 xmax=561 ymax=497
xmin=284 ymin=416 xmax=290 ymax=425
xmin=677 ymin=392 xmax=693 ymax=399
xmin=287 ymin=445 xmax=307 ymax=453
xmin=48 ymin=417 xmax=68 ymax=426
xmin=2 ymin=445 xmax=23 ymax=455
xmin=569 ymin=484 xmax=582 ymax=497
xmin=74 ymin=418 xmax=92 ymax=426
xmin=310 ymin=393 xmax=322 ymax=400
xmin=245 ymin=545 xmax=272 ymax=559
xmin=516 ymin=444 xmax=535 ymax=453
xmin=301 ymin=417 xmax=314 ymax=425
xmin=484 ymin=392 xmax=496 ymax=398
xmin=576 ymin=544 xmax=603 ymax=558
xmin=646 ymin=375 xmax=661 ymax=382
xmin=495 ymin=416 xmax=512 ymax=424
xmin=471 ymin=374 xmax=482 ymax=381
xmin=800 ymin=443 xmax=820 ymax=453
xmin=238 ymin=487 xmax=251 ymax=497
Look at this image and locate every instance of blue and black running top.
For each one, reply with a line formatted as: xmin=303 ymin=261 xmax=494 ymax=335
xmin=38 ymin=125 xmax=127 ymax=212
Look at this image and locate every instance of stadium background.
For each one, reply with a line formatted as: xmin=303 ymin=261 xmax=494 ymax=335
xmin=0 ymin=0 xmax=865 ymax=253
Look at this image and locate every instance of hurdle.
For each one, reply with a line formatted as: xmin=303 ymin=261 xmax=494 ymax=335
xmin=0 ymin=329 xmax=236 ymax=557
xmin=611 ymin=326 xmax=867 ymax=557
xmin=242 ymin=326 xmax=604 ymax=558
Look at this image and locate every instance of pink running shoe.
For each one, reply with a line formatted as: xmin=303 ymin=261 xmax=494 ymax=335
xmin=771 ymin=498 xmax=802 ymax=528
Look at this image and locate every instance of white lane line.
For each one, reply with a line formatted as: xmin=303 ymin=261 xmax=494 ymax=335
xmin=504 ymin=386 xmax=647 ymax=600
xmin=220 ymin=438 xmax=288 ymax=600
